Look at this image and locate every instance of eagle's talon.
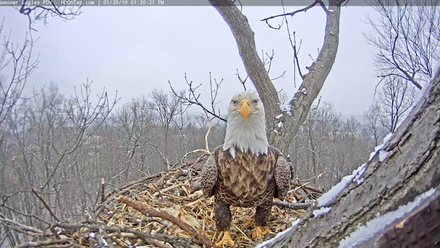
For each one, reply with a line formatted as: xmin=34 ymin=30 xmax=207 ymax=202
xmin=252 ymin=226 xmax=270 ymax=240
xmin=216 ymin=231 xmax=236 ymax=247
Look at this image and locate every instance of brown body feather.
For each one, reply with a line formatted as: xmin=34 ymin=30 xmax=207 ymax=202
xmin=201 ymin=145 xmax=291 ymax=231
xmin=216 ymin=146 xmax=276 ymax=207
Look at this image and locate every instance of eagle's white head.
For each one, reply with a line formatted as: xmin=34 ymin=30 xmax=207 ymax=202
xmin=223 ymin=91 xmax=268 ymax=158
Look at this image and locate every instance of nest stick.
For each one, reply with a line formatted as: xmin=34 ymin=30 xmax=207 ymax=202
xmin=15 ymin=239 xmax=70 ymax=248
xmin=100 ymin=178 xmax=106 ymax=204
xmin=116 ymin=195 xmax=216 ymax=248
xmin=31 ymin=188 xmax=60 ymax=222
xmin=273 ymin=200 xmax=311 ymax=210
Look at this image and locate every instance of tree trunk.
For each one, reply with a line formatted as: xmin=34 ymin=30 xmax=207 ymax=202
xmin=208 ymin=0 xmax=281 ymax=139
xmin=209 ymin=0 xmax=343 ymax=153
xmin=262 ymin=70 xmax=440 ymax=247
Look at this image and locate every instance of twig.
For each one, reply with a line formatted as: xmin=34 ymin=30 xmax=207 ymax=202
xmin=290 ymin=31 xmax=304 ymax=82
xmin=97 ymin=156 xmax=207 ymax=217
xmin=100 ymin=178 xmax=105 ymax=204
xmin=116 ymin=195 xmax=216 ymax=248
xmin=180 ymin=120 xmax=218 ymax=164
xmin=0 ymin=213 xmax=43 ymax=236
xmin=296 ymin=180 xmax=315 ymax=199
xmin=292 ymin=191 xmax=304 ymax=201
xmin=297 ymin=172 xmax=323 ymax=183
xmin=55 ymin=221 xmax=182 ymax=245
xmin=293 ymin=182 xmax=323 ymax=194
xmin=0 ymin=204 xmax=49 ymax=225
xmin=147 ymin=238 xmax=173 ymax=248
xmin=16 ymin=239 xmax=70 ymax=248
xmin=95 ymin=173 xmax=163 ymax=218
xmin=32 ymin=188 xmax=60 ymax=222
xmin=271 ymin=71 xmax=286 ymax=81
xmin=261 ymin=0 xmax=324 ymax=24
xmin=168 ymin=73 xmax=227 ymax=122
xmin=273 ymin=200 xmax=311 ymax=210
xmin=236 ymin=69 xmax=248 ymax=91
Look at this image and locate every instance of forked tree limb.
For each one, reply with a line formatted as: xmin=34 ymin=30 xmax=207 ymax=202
xmin=281 ymin=0 xmax=343 ymax=152
xmin=208 ymin=0 xmax=344 ymax=154
xmin=208 ymin=0 xmax=282 ymax=140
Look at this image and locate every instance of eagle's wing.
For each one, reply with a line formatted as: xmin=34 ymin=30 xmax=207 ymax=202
xmin=273 ymin=148 xmax=291 ymax=200
xmin=201 ymin=150 xmax=218 ymax=197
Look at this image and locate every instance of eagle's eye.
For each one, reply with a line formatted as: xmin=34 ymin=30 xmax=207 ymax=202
xmin=231 ymin=100 xmax=238 ymax=105
xmin=253 ymin=99 xmax=258 ymax=104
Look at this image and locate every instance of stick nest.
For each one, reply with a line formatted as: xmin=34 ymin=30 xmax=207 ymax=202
xmin=10 ymin=154 xmax=321 ymax=248
xmin=93 ymin=161 xmax=318 ymax=247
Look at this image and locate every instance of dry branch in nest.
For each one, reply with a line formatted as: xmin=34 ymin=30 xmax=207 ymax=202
xmin=7 ymin=153 xmax=321 ymax=248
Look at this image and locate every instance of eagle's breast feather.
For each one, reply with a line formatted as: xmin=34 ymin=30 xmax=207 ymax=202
xmin=201 ymin=145 xmax=290 ymax=207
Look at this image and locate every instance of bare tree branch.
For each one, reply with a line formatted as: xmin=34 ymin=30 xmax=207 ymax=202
xmin=0 ymin=20 xmax=38 ymax=127
xmin=31 ymin=188 xmax=60 ymax=222
xmin=365 ymin=0 xmax=440 ymax=89
xmin=260 ymin=0 xmax=325 ymax=26
xmin=168 ymin=73 xmax=227 ymax=122
xmin=17 ymin=1 xmax=81 ymax=31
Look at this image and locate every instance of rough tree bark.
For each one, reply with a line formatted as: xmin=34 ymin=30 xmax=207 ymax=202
xmin=208 ymin=0 xmax=344 ymax=153
xmin=261 ymin=69 xmax=440 ymax=247
xmin=208 ymin=0 xmax=281 ymax=138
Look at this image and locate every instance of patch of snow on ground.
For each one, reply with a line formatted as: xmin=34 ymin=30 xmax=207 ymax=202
xmin=276 ymin=114 xmax=283 ymax=119
xmin=256 ymin=219 xmax=301 ymax=248
xmin=313 ymin=207 xmax=331 ymax=217
xmin=339 ymin=188 xmax=436 ymax=248
xmin=317 ymin=164 xmax=366 ymax=207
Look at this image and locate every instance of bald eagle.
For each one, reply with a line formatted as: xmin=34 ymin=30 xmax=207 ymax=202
xmin=201 ymin=92 xmax=291 ymax=247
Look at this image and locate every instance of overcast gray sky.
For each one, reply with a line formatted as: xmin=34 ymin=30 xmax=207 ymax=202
xmin=2 ymin=4 xmax=379 ymax=117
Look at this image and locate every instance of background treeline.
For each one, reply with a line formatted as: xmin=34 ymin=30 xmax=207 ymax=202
xmin=0 ymin=81 xmax=389 ymax=230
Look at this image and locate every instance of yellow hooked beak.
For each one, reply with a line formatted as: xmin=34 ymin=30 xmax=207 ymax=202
xmin=239 ymin=98 xmax=251 ymax=122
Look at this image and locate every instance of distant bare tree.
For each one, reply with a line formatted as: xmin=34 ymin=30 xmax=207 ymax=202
xmin=0 ymin=21 xmax=38 ymax=247
xmin=114 ymin=96 xmax=156 ymax=179
xmin=377 ymin=77 xmax=417 ymax=133
xmin=0 ymin=82 xmax=117 ymax=246
xmin=302 ymin=102 xmax=340 ymax=188
xmin=0 ymin=20 xmax=38 ymax=128
xmin=149 ymin=89 xmax=186 ymax=171
xmin=365 ymin=0 xmax=440 ymax=89
xmin=363 ymin=103 xmax=388 ymax=146
xmin=291 ymin=102 xmax=373 ymax=191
